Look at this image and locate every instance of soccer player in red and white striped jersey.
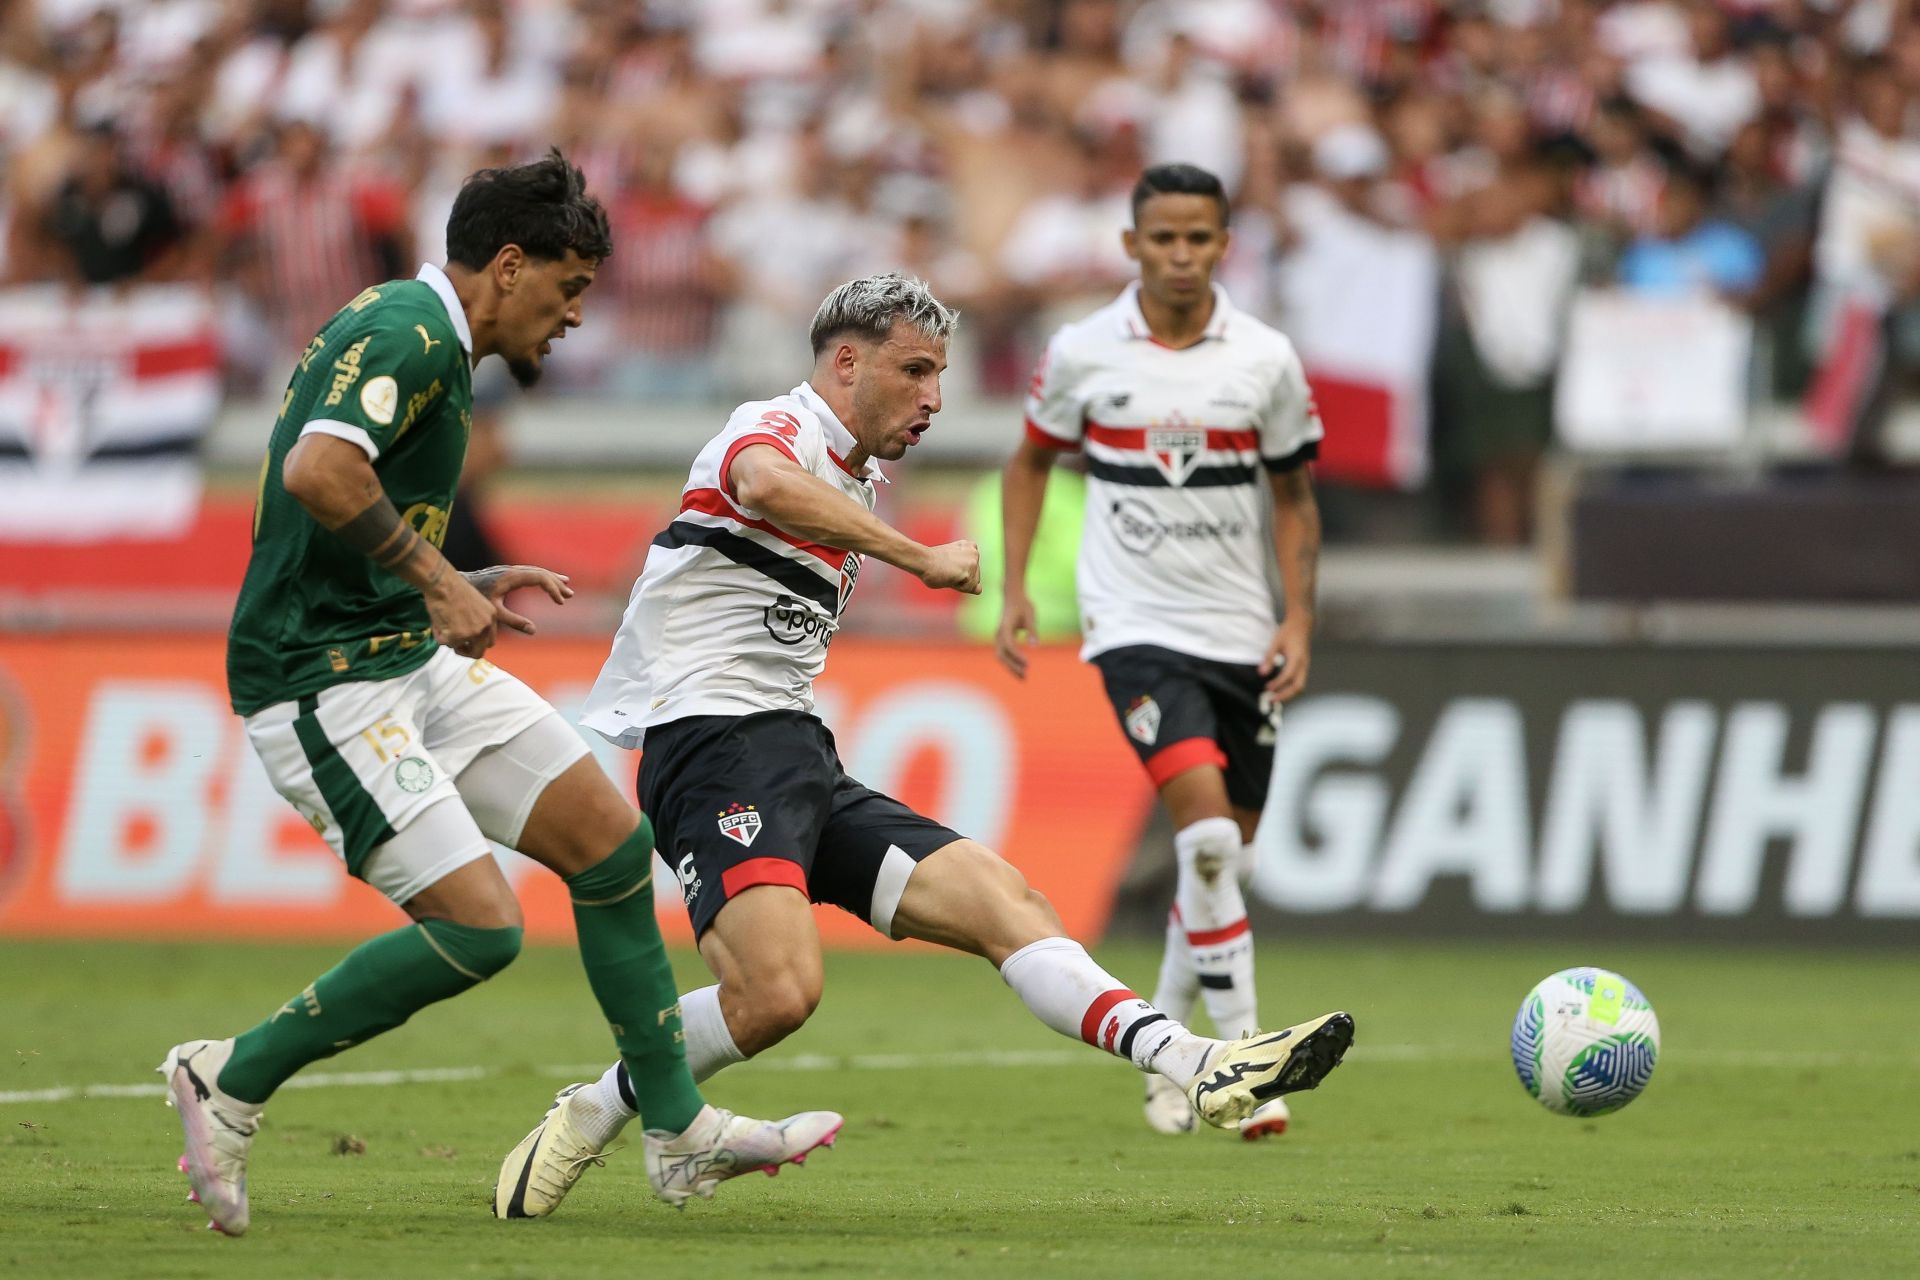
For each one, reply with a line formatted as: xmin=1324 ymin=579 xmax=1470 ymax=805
xmin=997 ymin=163 xmax=1325 ymax=1140
xmin=494 ymin=274 xmax=1352 ymax=1217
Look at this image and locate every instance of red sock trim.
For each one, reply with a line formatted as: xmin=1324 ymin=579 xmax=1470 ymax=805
xmin=1145 ymin=737 xmax=1228 ymax=786
xmin=1079 ymin=988 xmax=1137 ymax=1047
xmin=720 ymin=857 xmax=809 ymax=899
xmin=1186 ymin=917 xmax=1251 ymax=947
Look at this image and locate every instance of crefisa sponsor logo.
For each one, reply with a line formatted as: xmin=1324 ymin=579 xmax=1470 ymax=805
xmin=764 ymin=593 xmax=837 ymax=647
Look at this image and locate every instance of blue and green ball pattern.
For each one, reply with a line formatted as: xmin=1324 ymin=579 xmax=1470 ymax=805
xmin=1511 ymin=967 xmax=1659 ymax=1116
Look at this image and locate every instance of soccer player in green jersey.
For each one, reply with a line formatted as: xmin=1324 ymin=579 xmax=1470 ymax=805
xmin=161 ymin=152 xmax=840 ymax=1236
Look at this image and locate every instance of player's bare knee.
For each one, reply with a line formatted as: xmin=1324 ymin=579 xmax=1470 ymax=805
xmin=950 ymin=843 xmax=1060 ymax=952
xmin=439 ymin=891 xmax=523 ymax=933
xmin=403 ymin=856 xmax=524 ymax=931
xmin=731 ymin=974 xmax=821 ymax=1053
xmin=523 ymin=773 xmax=640 ymax=877
xmin=1021 ymin=886 xmax=1065 ymax=937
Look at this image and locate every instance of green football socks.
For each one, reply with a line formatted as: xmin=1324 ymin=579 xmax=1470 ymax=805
xmin=565 ymin=816 xmax=705 ymax=1135
xmin=218 ymin=918 xmax=523 ymax=1104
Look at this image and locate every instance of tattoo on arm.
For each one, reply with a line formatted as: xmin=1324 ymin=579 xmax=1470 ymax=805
xmin=462 ymin=566 xmax=509 ymax=596
xmin=332 ymin=493 xmax=436 ymax=583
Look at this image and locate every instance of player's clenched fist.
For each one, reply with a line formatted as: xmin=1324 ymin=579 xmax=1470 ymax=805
xmin=919 ymin=539 xmax=981 ymax=594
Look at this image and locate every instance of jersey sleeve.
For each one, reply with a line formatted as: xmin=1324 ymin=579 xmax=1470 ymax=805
xmin=296 ymin=308 xmax=460 ymax=462
xmin=1022 ymin=331 xmax=1086 ymax=450
xmin=1259 ymin=344 xmax=1325 ymax=472
xmin=714 ymin=403 xmax=821 ymax=504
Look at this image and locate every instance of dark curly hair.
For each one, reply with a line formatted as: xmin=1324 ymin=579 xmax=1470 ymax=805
xmin=445 ymin=148 xmax=612 ymax=269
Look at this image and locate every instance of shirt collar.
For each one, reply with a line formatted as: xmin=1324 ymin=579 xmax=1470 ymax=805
xmin=416 ymin=263 xmax=473 ymax=354
xmin=794 ymin=381 xmax=888 ymax=483
xmin=1115 ymin=281 xmax=1234 ymax=344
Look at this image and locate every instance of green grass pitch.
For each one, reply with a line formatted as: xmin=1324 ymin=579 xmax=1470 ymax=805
xmin=3 ymin=936 xmax=1916 ymax=1278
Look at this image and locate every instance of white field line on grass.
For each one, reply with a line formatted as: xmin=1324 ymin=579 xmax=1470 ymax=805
xmin=4 ymin=1044 xmax=1914 ymax=1106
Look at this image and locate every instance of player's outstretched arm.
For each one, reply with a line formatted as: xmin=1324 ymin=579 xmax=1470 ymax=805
xmin=1261 ymin=465 xmax=1320 ymax=701
xmin=282 ymin=433 xmax=500 ymax=656
xmin=730 ymin=443 xmax=980 ymax=593
xmin=994 ymin=438 xmax=1058 ymax=679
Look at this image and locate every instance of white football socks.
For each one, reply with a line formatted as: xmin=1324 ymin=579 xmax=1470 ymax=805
xmin=1172 ymin=817 xmax=1258 ymax=1038
xmin=680 ymin=984 xmax=746 ymax=1082
xmin=571 ymin=984 xmax=745 ymax=1147
xmin=571 ymin=1060 xmax=638 ymax=1148
xmin=998 ymin=936 xmax=1214 ymax=1086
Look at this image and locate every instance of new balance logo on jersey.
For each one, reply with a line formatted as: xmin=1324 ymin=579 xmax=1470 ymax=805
xmin=1147 ymin=427 xmax=1206 ymax=486
xmin=765 ymin=594 xmax=836 ymax=647
xmin=1125 ymin=696 xmax=1161 ymax=745
xmin=717 ymin=803 xmax=762 ymax=847
xmin=1104 ymin=391 xmax=1131 ymax=410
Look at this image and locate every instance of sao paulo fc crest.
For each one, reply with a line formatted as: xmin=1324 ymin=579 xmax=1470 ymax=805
xmin=717 ymin=802 xmax=762 ymax=847
xmin=1147 ymin=415 xmax=1205 ymax=486
xmin=1125 ymin=696 xmax=1161 ymax=745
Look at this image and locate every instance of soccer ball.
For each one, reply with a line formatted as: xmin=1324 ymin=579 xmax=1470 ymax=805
xmin=1510 ymin=967 xmax=1660 ymax=1116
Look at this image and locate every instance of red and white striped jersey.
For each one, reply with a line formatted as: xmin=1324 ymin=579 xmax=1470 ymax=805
xmin=581 ymin=382 xmax=880 ymax=748
xmin=1025 ymin=283 xmax=1322 ymax=666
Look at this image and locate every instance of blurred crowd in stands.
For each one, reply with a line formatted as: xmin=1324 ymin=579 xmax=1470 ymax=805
xmin=4 ymin=0 xmax=1920 ymax=540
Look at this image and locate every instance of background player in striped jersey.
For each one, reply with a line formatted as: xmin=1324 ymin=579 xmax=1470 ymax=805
xmin=493 ymin=274 xmax=1353 ymax=1214
xmin=995 ymin=163 xmax=1325 ymax=1140
xmin=160 ymin=153 xmax=837 ymax=1236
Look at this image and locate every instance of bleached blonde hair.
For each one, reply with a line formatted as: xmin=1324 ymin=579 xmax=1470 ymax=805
xmin=808 ymin=272 xmax=957 ymax=355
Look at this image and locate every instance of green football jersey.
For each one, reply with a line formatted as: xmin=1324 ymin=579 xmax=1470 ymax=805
xmin=228 ymin=270 xmax=475 ymax=715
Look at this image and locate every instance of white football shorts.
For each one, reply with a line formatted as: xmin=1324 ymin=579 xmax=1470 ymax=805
xmin=243 ymin=646 xmax=588 ymax=904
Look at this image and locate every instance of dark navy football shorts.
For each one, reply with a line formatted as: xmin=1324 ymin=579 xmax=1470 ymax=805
xmin=1089 ymin=644 xmax=1279 ymax=810
xmin=637 ymin=710 xmax=963 ymax=938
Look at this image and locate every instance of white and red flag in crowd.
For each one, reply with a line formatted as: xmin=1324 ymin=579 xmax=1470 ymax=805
xmin=0 ymin=285 xmax=221 ymax=540
xmin=1275 ymin=188 xmax=1438 ymax=490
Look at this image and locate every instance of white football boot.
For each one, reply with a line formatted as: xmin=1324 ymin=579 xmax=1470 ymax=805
xmin=1142 ymin=1073 xmax=1197 ymax=1134
xmin=1238 ymin=1096 xmax=1291 ymax=1140
xmin=496 ymin=1088 xmax=845 ymax=1216
xmin=1186 ymin=1011 xmax=1354 ymax=1128
xmin=644 ymin=1104 xmax=844 ymax=1209
xmin=158 ymin=1038 xmax=261 ymax=1236
xmin=494 ymin=1084 xmax=608 ymax=1219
